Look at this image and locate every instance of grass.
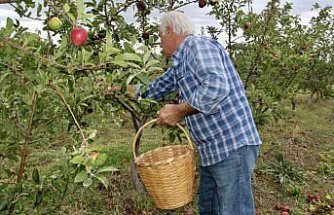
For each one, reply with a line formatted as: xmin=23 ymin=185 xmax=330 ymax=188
xmin=1 ymin=95 xmax=334 ymax=215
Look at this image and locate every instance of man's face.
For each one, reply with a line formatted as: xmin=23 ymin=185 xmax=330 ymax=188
xmin=159 ymin=29 xmax=175 ymax=58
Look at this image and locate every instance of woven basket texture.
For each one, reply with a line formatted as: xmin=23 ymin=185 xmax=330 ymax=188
xmin=136 ymin=145 xmax=195 ymax=209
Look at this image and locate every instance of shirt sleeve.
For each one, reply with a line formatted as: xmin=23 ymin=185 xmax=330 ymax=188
xmin=141 ymin=67 xmax=177 ymax=100
xmin=186 ymin=41 xmax=230 ymax=115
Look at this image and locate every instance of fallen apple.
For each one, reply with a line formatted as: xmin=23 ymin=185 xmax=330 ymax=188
xmin=70 ymin=27 xmax=88 ymax=46
xmin=89 ymin=151 xmax=99 ymax=161
xmin=48 ymin=17 xmax=62 ymax=31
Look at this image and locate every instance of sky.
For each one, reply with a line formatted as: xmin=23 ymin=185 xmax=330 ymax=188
xmin=0 ymin=0 xmax=333 ymax=41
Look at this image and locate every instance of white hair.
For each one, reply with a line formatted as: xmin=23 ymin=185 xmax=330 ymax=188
xmin=159 ymin=11 xmax=195 ymax=36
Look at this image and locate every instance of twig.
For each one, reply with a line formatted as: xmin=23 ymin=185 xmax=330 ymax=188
xmin=116 ymin=0 xmax=138 ymax=16
xmin=170 ymin=0 xmax=198 ymax=11
xmin=0 ymin=0 xmax=20 ymax=4
xmin=0 ymin=38 xmax=69 ymax=69
xmin=17 ymin=92 xmax=38 ymax=183
xmin=9 ymin=3 xmax=44 ymax=21
xmin=244 ymin=1 xmax=277 ymax=89
xmin=0 ymin=39 xmax=120 ymax=73
xmin=49 ymin=82 xmax=88 ymax=148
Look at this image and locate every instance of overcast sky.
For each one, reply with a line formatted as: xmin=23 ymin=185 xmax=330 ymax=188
xmin=0 ymin=0 xmax=333 ymax=41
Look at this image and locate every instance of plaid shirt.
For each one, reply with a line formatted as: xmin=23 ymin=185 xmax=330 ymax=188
xmin=143 ymin=36 xmax=261 ymax=166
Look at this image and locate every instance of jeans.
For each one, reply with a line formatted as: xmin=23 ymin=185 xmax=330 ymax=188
xmin=198 ymin=145 xmax=259 ymax=215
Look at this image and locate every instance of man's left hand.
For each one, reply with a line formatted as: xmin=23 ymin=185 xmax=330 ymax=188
xmin=156 ymin=104 xmax=183 ymax=126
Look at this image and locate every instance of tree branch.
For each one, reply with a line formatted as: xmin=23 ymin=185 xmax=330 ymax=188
xmin=49 ymin=83 xmax=88 ymax=148
xmin=0 ymin=0 xmax=20 ymax=4
xmin=17 ymin=92 xmax=38 ymax=183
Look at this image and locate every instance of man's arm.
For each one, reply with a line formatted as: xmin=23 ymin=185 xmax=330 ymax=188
xmin=141 ymin=67 xmax=177 ymax=100
xmin=156 ymin=102 xmax=199 ymax=125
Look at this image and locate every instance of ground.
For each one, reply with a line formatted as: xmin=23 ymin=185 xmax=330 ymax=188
xmin=2 ymin=95 xmax=334 ymax=215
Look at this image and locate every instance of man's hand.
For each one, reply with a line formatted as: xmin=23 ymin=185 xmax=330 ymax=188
xmin=156 ymin=102 xmax=199 ymax=126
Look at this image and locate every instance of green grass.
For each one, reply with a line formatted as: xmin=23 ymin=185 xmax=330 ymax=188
xmin=1 ymin=96 xmax=334 ymax=215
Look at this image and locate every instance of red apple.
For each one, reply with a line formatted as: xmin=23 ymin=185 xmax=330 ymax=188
xmin=89 ymin=151 xmax=99 ymax=161
xmin=142 ymin=32 xmax=150 ymax=40
xmin=199 ymin=0 xmax=207 ymax=8
xmin=70 ymin=27 xmax=88 ymax=46
xmin=243 ymin=21 xmax=251 ymax=30
xmin=281 ymin=206 xmax=290 ymax=212
xmin=136 ymin=1 xmax=147 ymax=11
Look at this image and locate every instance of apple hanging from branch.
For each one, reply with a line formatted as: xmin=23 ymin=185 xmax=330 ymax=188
xmin=199 ymin=0 xmax=207 ymax=8
xmin=136 ymin=1 xmax=147 ymax=11
xmin=48 ymin=17 xmax=62 ymax=31
xmin=142 ymin=32 xmax=150 ymax=40
xmin=70 ymin=27 xmax=88 ymax=46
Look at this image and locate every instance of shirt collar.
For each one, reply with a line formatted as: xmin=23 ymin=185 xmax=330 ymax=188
xmin=171 ymin=35 xmax=193 ymax=67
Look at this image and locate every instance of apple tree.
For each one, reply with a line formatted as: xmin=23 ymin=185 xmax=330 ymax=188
xmin=0 ymin=0 xmax=333 ymax=213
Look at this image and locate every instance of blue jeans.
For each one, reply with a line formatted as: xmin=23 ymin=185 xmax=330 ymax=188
xmin=198 ymin=145 xmax=259 ymax=215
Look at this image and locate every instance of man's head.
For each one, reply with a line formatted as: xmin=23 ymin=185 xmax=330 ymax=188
xmin=159 ymin=11 xmax=195 ymax=57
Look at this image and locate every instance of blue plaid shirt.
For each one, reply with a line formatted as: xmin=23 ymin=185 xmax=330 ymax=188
xmin=143 ymin=36 xmax=261 ymax=166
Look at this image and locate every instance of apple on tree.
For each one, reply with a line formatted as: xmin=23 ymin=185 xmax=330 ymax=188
xmin=243 ymin=21 xmax=251 ymax=30
xmin=70 ymin=27 xmax=88 ymax=46
xmin=142 ymin=32 xmax=150 ymax=40
xmin=48 ymin=17 xmax=62 ymax=31
xmin=136 ymin=1 xmax=147 ymax=11
xmin=209 ymin=0 xmax=218 ymax=6
xmin=199 ymin=0 xmax=207 ymax=8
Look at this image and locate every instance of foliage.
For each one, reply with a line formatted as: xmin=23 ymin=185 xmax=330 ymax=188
xmin=0 ymin=0 xmax=333 ymax=214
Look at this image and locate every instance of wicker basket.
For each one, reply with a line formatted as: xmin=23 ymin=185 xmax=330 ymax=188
xmin=132 ymin=119 xmax=196 ymax=210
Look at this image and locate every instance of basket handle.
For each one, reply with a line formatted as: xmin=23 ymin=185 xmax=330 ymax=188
xmin=132 ymin=119 xmax=194 ymax=163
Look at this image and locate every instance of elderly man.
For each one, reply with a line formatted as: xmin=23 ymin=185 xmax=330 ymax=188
xmin=141 ymin=11 xmax=262 ymax=215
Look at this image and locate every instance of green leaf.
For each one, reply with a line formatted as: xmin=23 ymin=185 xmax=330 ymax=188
xmin=145 ymin=59 xmax=160 ymax=69
xmin=74 ymin=171 xmax=89 ymax=183
xmin=111 ymin=60 xmax=128 ymax=67
xmin=96 ymin=166 xmax=119 ymax=174
xmin=148 ymin=66 xmax=163 ymax=72
xmin=83 ymin=177 xmax=93 ymax=187
xmin=76 ymin=0 xmax=84 ymax=20
xmin=82 ymin=48 xmax=94 ymax=63
xmin=94 ymin=175 xmax=109 ymax=188
xmin=70 ymin=155 xmax=85 ymax=164
xmin=143 ymin=51 xmax=151 ymax=65
xmin=108 ymin=47 xmax=121 ymax=55
xmin=105 ymin=31 xmax=121 ymax=55
xmin=0 ymin=71 xmax=11 ymax=84
xmin=94 ymin=153 xmax=108 ymax=166
xmin=37 ymin=4 xmax=42 ymax=16
xmin=127 ymin=62 xmax=142 ymax=69
xmin=32 ymin=169 xmax=40 ymax=184
xmin=63 ymin=3 xmax=70 ymax=13
xmin=116 ymin=53 xmax=142 ymax=62
xmin=169 ymin=132 xmax=176 ymax=143
xmin=0 ymin=201 xmax=8 ymax=211
xmin=6 ymin=18 xmax=13 ymax=30
xmin=87 ymin=130 xmax=97 ymax=140
xmin=67 ymin=13 xmax=76 ymax=24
